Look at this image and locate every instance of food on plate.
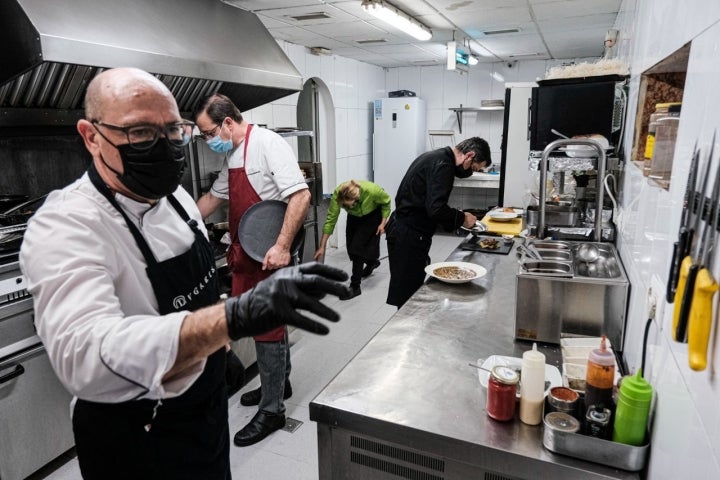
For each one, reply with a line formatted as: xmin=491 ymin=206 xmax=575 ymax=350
xmin=479 ymin=237 xmax=500 ymax=249
xmin=502 ymin=207 xmax=515 ymax=213
xmin=433 ymin=265 xmax=477 ymax=280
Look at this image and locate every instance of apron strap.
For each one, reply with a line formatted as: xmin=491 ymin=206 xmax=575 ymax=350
xmin=88 ymin=164 xmax=192 ymax=267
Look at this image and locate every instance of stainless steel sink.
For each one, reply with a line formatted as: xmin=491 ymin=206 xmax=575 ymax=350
xmin=515 ymin=241 xmax=629 ymax=349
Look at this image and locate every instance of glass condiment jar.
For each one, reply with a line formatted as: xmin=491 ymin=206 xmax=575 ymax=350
xmin=487 ymin=366 xmax=519 ymax=421
xmin=643 ymin=102 xmax=681 ymax=176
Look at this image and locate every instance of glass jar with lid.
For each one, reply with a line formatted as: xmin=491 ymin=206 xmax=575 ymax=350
xmin=643 ymin=102 xmax=682 ymax=176
xmin=487 ymin=366 xmax=519 ymax=421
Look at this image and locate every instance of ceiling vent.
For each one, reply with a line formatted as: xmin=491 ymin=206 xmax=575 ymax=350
xmin=289 ymin=12 xmax=332 ymax=21
xmin=356 ymin=38 xmax=388 ymax=44
xmin=482 ymin=28 xmax=521 ymax=36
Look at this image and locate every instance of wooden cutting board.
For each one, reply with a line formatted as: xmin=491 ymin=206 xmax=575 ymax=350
xmin=480 ymin=215 xmax=523 ymax=235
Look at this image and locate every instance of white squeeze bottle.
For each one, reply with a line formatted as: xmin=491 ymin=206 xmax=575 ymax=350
xmin=519 ymin=343 xmax=546 ymax=425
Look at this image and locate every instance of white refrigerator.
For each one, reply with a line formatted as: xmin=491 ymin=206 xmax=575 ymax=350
xmin=372 ymin=97 xmax=426 ymax=208
xmin=499 ymin=82 xmax=537 ymax=208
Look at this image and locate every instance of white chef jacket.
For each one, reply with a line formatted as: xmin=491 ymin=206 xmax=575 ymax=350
xmin=210 ymin=126 xmax=308 ymax=201
xmin=19 ymin=173 xmax=207 ymax=403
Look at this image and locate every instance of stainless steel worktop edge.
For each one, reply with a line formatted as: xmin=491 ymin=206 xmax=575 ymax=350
xmin=310 ymin=235 xmax=639 ymax=479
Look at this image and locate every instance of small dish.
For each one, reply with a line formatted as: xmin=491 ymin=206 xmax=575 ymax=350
xmin=501 ymin=234 xmax=514 ymax=243
xmin=477 ymin=355 xmax=562 ymax=398
xmin=487 ymin=211 xmax=519 ymax=222
xmin=425 ymin=261 xmax=487 ymax=284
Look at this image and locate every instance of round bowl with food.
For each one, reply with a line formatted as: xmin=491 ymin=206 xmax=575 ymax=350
xmin=424 ymin=261 xmax=487 ymax=284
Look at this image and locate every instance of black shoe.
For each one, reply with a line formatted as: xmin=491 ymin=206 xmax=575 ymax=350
xmin=339 ymin=285 xmax=361 ymax=301
xmin=362 ymin=260 xmax=381 ymax=278
xmin=233 ymin=410 xmax=286 ymax=447
xmin=239 ymin=381 xmax=293 ymax=407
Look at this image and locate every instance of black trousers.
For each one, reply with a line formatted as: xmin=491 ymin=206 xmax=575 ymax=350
xmin=346 ymin=208 xmax=382 ymax=287
xmin=386 ymin=217 xmax=431 ymax=308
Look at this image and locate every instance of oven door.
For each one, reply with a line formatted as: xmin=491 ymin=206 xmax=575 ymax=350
xmin=0 ymin=337 xmax=74 ymax=480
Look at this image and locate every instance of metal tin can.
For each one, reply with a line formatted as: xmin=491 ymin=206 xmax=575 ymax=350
xmin=546 ymin=386 xmax=580 ymax=419
xmin=584 ymin=404 xmax=612 ymax=439
xmin=487 ymin=366 xmax=519 ymax=421
xmin=544 ymin=411 xmax=580 ymax=433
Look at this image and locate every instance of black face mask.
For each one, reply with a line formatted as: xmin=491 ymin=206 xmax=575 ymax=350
xmin=102 ymin=139 xmax=186 ymax=199
xmin=454 ymin=164 xmax=474 ymax=178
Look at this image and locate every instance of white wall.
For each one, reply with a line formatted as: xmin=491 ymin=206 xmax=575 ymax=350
xmin=613 ymin=1 xmax=720 ymax=478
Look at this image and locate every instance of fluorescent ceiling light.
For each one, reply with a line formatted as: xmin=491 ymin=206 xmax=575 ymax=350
xmin=468 ymin=39 xmax=494 ymax=58
xmin=361 ymin=0 xmax=432 ymax=41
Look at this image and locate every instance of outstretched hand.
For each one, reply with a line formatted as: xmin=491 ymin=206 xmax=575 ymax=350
xmin=225 ymin=262 xmax=350 ymax=340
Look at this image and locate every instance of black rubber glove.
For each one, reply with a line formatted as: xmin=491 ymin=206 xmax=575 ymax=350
xmin=225 ymin=262 xmax=350 ymax=340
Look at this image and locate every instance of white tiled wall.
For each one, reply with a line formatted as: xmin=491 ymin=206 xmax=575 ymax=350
xmin=613 ymin=1 xmax=720 ymax=477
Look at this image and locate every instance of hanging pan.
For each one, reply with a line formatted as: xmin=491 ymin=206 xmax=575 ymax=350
xmin=238 ymin=200 xmax=305 ymax=263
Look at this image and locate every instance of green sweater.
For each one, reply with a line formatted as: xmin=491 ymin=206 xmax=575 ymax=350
xmin=322 ymin=180 xmax=392 ymax=235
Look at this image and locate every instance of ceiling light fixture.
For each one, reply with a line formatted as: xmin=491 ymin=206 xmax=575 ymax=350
xmin=361 ymin=0 xmax=432 ymax=41
xmin=468 ymin=39 xmax=494 ymax=58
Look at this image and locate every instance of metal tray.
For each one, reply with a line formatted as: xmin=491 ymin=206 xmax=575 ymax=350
xmin=543 ymin=418 xmax=649 ymax=471
xmin=460 ymin=235 xmax=514 ymax=255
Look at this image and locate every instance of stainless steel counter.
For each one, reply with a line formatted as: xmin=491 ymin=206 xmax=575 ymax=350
xmin=309 ymin=236 xmax=639 ymax=480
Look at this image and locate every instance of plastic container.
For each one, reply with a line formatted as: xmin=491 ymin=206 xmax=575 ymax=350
xmin=648 ymin=104 xmax=681 ymax=185
xmin=487 ymin=366 xmax=519 ymax=421
xmin=519 ymin=343 xmax=546 ymax=425
xmin=584 ymin=336 xmax=615 ymax=416
xmin=613 ymin=372 xmax=653 ymax=446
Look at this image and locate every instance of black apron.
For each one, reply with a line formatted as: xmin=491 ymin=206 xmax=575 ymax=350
xmin=73 ymin=165 xmax=230 ymax=480
xmin=346 ymin=207 xmax=382 ymax=262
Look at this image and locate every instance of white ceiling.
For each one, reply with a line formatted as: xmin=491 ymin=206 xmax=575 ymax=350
xmin=223 ymin=0 xmax=622 ymax=68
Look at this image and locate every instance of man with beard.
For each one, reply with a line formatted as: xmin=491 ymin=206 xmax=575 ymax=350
xmin=385 ymin=137 xmax=491 ymax=308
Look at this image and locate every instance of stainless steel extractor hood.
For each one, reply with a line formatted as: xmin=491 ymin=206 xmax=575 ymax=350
xmin=0 ymin=0 xmax=303 ymax=126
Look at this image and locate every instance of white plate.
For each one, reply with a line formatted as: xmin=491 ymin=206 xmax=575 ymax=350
xmin=425 ymin=261 xmax=487 ymax=284
xmin=487 ymin=211 xmax=519 ymax=222
xmin=476 ymin=355 xmax=562 ymax=398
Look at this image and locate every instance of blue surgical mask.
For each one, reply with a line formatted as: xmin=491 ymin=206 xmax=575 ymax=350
xmin=206 ymin=126 xmax=234 ymax=153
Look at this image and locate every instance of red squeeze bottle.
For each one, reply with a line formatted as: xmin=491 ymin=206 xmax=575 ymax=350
xmin=584 ymin=336 xmax=615 ymax=414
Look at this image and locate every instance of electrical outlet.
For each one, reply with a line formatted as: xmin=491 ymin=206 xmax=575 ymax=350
xmin=650 ymin=274 xmax=666 ymax=330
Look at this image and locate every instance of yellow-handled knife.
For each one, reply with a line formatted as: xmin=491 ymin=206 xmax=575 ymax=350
xmin=688 ymin=269 xmax=718 ymax=370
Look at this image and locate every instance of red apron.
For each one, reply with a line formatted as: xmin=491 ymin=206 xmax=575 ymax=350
xmin=227 ymin=124 xmax=286 ymax=342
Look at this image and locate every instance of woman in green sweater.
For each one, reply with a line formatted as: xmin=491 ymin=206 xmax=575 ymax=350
xmin=314 ymin=180 xmax=391 ymax=300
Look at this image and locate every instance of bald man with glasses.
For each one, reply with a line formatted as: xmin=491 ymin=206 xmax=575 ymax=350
xmin=19 ymin=67 xmax=349 ymax=480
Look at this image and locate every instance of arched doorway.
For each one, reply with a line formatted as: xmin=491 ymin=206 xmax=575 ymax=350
xmin=297 ymin=77 xmax=341 ymax=249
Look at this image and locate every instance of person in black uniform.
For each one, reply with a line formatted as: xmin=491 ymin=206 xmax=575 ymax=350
xmin=386 ymin=137 xmax=491 ymax=308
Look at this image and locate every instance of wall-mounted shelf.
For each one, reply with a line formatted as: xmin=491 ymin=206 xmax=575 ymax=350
xmin=449 ymin=102 xmax=504 ymax=133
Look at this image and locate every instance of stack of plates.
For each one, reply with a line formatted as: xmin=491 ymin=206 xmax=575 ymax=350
xmin=560 ymin=337 xmax=622 ymax=393
xmin=481 ymin=99 xmax=504 ymax=108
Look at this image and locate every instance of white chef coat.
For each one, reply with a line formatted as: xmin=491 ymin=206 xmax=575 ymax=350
xmin=19 ymin=173 xmax=207 ymax=403
xmin=210 ymin=126 xmax=308 ymax=201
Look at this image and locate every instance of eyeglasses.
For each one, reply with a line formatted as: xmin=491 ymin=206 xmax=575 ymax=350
xmin=92 ymin=120 xmax=195 ymax=151
xmin=198 ymin=124 xmax=221 ymax=140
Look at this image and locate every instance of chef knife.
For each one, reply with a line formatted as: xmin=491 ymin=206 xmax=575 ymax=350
xmin=674 ymin=134 xmax=714 ymax=341
xmin=687 ymin=141 xmax=720 ymax=370
xmin=667 ymin=142 xmax=699 ymax=302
